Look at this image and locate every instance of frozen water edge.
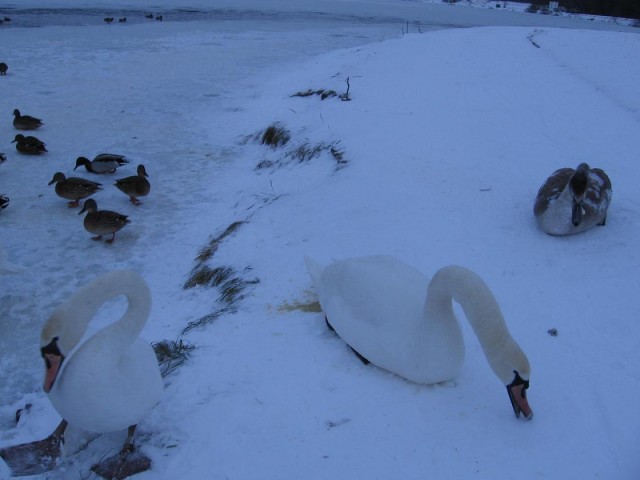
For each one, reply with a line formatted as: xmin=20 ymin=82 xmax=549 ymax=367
xmin=0 ymin=16 xmax=407 ymax=404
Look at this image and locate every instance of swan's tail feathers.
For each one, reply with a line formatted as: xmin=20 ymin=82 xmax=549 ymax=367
xmin=304 ymin=255 xmax=323 ymax=287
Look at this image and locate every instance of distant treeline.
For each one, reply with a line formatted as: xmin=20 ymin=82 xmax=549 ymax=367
xmin=509 ymin=0 xmax=640 ymax=19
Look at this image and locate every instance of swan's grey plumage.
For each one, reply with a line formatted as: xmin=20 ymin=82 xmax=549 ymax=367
xmin=305 ymin=255 xmax=533 ymax=419
xmin=534 ymin=163 xmax=612 ymax=235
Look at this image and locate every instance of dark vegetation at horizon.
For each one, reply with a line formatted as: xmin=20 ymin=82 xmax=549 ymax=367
xmin=504 ymin=0 xmax=640 ymax=19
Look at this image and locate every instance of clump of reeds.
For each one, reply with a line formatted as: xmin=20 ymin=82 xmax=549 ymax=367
xmin=153 ymin=339 xmax=196 ymax=377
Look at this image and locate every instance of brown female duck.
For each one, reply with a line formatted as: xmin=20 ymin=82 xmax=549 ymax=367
xmin=48 ymin=172 xmax=102 ymax=207
xmin=78 ymin=199 xmax=130 ymax=243
xmin=13 ymin=109 xmax=44 ymax=130
xmin=12 ymin=134 xmax=47 ymax=155
xmin=114 ymin=164 xmax=150 ymax=205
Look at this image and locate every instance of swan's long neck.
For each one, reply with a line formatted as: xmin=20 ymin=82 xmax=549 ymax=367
xmin=42 ymin=271 xmax=151 ymax=355
xmin=424 ymin=265 xmax=529 ymax=384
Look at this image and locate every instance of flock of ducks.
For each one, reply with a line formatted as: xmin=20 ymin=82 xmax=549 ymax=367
xmin=104 ymin=13 xmax=164 ymax=23
xmin=3 ymin=108 xmax=151 ymax=243
xmin=0 ymin=109 xmax=154 ymax=475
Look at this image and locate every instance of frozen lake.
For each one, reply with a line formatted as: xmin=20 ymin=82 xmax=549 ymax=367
xmin=0 ymin=1 xmax=636 ymax=30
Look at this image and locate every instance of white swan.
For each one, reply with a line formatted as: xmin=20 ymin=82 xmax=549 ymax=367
xmin=534 ymin=162 xmax=612 ymax=235
xmin=305 ymin=255 xmax=533 ymax=419
xmin=40 ymin=270 xmax=162 ymax=448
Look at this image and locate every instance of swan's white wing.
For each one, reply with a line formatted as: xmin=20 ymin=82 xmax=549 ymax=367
xmin=50 ymin=337 xmax=162 ymax=433
xmin=307 ymin=255 xmax=437 ymax=380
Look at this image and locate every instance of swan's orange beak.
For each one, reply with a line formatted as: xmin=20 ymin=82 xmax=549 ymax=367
xmin=508 ymin=382 xmax=533 ymax=419
xmin=43 ymin=353 xmax=63 ymax=393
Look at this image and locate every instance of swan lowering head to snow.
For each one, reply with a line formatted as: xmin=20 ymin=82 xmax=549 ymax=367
xmin=40 ymin=270 xmax=163 ymax=456
xmin=305 ymin=255 xmax=533 ymax=419
xmin=534 ymin=162 xmax=612 ymax=236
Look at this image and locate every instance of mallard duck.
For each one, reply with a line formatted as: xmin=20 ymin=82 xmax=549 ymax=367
xmin=74 ymin=154 xmax=128 ymax=174
xmin=48 ymin=172 xmax=102 ymax=207
xmin=14 ymin=141 xmax=47 ymax=155
xmin=13 ymin=109 xmax=44 ymax=130
xmin=534 ymin=163 xmax=612 ymax=236
xmin=12 ymin=134 xmax=46 ymax=148
xmin=12 ymin=134 xmax=47 ymax=155
xmin=114 ymin=164 xmax=150 ymax=205
xmin=78 ymin=199 xmax=130 ymax=243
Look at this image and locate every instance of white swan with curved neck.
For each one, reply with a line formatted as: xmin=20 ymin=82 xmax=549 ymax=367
xmin=305 ymin=255 xmax=532 ymax=419
xmin=40 ymin=270 xmax=162 ymax=436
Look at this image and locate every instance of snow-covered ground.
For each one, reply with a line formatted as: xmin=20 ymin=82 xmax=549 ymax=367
xmin=1 ymin=1 xmax=639 ymax=479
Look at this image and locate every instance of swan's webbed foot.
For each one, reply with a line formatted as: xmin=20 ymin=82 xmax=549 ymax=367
xmin=90 ymin=425 xmax=151 ymax=480
xmin=0 ymin=420 xmax=67 ymax=476
xmin=90 ymin=449 xmax=152 ymax=480
xmin=121 ymin=442 xmax=136 ymax=455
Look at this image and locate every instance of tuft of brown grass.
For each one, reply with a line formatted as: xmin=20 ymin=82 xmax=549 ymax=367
xmin=291 ymin=88 xmax=337 ymax=100
xmin=194 ymin=221 xmax=245 ymax=264
xmin=153 ymin=339 xmax=196 ymax=377
xmin=277 ymin=300 xmax=322 ymax=313
xmin=261 ymin=123 xmax=291 ymax=148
